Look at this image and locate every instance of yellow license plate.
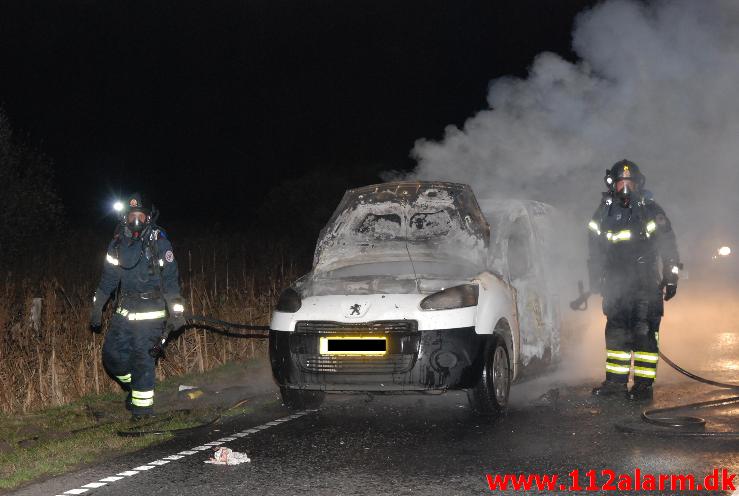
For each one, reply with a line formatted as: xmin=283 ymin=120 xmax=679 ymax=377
xmin=319 ymin=336 xmax=387 ymax=356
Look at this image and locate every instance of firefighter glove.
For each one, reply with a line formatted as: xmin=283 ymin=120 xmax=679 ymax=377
xmin=89 ymin=292 xmax=105 ymax=333
xmin=664 ymin=283 xmax=677 ymax=301
xmin=662 ymin=263 xmax=680 ymax=301
xmin=165 ymin=296 xmax=187 ymax=333
xmin=149 ymin=339 xmax=166 ymax=360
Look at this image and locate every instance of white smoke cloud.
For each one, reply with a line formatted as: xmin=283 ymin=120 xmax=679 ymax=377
xmin=408 ymin=0 xmax=739 ymax=265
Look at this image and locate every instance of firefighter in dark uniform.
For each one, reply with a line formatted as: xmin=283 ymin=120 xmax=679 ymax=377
xmin=588 ymin=160 xmax=680 ymax=400
xmin=89 ymin=193 xmax=186 ymax=418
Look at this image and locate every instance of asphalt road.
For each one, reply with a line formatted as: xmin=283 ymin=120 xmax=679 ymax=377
xmin=12 ymin=376 xmax=738 ymax=496
xmin=12 ymin=284 xmax=739 ymax=496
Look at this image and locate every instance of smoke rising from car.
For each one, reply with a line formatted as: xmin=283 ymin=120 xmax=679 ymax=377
xmin=400 ymin=0 xmax=739 ymax=386
xmin=408 ymin=0 xmax=739 ymax=262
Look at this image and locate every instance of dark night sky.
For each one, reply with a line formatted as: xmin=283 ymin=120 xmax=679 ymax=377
xmin=0 ymin=0 xmax=598 ymax=227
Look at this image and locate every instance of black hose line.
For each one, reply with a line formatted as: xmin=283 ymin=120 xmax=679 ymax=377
xmin=185 ymin=315 xmax=270 ymax=332
xmin=615 ymin=351 xmax=739 ymax=438
xmin=117 ymin=399 xmax=251 ymax=438
xmin=658 ymin=351 xmax=739 ymax=390
xmin=116 ymin=316 xmax=267 ymax=437
xmin=182 ymin=322 xmax=269 ymax=339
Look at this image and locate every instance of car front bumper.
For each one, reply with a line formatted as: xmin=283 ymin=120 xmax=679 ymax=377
xmin=269 ymin=322 xmax=486 ymax=392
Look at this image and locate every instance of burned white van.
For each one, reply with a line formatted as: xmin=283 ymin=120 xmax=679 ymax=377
xmin=269 ymin=181 xmax=560 ymax=417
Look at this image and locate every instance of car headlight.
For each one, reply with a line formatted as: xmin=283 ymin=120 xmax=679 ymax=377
xmin=276 ymin=288 xmax=302 ymax=313
xmin=419 ymin=284 xmax=479 ymax=311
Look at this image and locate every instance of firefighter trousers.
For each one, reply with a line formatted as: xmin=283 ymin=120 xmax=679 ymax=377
xmin=603 ymin=293 xmax=661 ymax=385
xmin=102 ymin=313 xmax=164 ymax=414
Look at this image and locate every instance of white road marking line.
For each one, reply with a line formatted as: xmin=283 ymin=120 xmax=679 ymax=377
xmin=59 ymin=410 xmax=313 ymax=495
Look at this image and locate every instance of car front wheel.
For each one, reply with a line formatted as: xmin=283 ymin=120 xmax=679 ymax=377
xmin=467 ymin=336 xmax=511 ymax=418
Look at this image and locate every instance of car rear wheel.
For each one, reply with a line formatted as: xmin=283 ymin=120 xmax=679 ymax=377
xmin=467 ymin=336 xmax=510 ymax=417
xmin=279 ymin=386 xmax=325 ymax=411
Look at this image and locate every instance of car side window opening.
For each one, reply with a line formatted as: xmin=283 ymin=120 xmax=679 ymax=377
xmin=507 ymin=217 xmax=532 ymax=281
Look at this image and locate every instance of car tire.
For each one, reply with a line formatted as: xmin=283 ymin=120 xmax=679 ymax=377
xmin=467 ymin=336 xmax=511 ymax=418
xmin=279 ymin=386 xmax=325 ymax=411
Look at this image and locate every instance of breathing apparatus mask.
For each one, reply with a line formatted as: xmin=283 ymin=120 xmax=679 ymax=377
xmin=604 ymin=159 xmax=645 ymax=205
xmin=114 ymin=193 xmax=157 ymax=239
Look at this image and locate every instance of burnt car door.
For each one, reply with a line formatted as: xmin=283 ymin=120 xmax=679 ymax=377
xmin=504 ymin=213 xmax=553 ymax=371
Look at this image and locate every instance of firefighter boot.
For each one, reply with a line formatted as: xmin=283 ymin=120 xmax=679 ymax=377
xmin=130 ymin=413 xmax=156 ymax=422
xmin=592 ymin=380 xmax=627 ymax=397
xmin=628 ymin=382 xmax=653 ymax=401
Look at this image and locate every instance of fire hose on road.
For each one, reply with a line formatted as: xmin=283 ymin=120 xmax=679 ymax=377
xmin=117 ymin=315 xmax=271 ymax=438
xmin=617 ymin=353 xmax=739 ymax=438
xmin=570 ymin=282 xmax=739 ymax=439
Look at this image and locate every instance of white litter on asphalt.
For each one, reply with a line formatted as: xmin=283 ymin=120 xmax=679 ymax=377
xmin=204 ymin=447 xmax=251 ymax=465
xmin=54 ymin=409 xmax=318 ymax=496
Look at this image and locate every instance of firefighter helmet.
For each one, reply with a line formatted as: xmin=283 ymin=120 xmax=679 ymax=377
xmin=125 ymin=192 xmax=151 ymax=214
xmin=604 ymin=159 xmax=645 ymax=198
xmin=124 ymin=192 xmax=151 ymax=238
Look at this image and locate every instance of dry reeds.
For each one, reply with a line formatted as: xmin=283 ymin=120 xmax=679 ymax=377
xmin=0 ymin=241 xmax=299 ymax=414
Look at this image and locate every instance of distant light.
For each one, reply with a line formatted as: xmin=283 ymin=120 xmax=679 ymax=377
xmin=718 ymin=246 xmax=731 ymax=257
xmin=113 ymin=201 xmax=124 ymax=212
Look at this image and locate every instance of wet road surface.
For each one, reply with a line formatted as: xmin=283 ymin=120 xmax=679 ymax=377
xmin=12 ymin=377 xmax=738 ymax=496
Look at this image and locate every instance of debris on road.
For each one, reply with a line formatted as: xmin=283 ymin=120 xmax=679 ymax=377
xmin=178 ymin=385 xmax=204 ymax=400
xmin=205 ymin=447 xmax=251 ymax=465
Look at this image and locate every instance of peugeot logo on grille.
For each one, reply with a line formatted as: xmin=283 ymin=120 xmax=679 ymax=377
xmin=349 ymin=304 xmax=361 ymax=316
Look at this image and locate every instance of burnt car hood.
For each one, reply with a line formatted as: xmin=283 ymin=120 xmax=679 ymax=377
xmin=312 ymin=182 xmax=490 ymax=273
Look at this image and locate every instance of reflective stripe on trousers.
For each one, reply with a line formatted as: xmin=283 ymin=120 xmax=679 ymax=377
xmin=605 ymin=362 xmax=630 ymax=375
xmin=633 ymin=366 xmax=656 ymax=378
xmin=605 ymin=348 xmax=631 ymax=376
xmin=131 ymin=390 xmax=154 ymax=407
xmin=116 ymin=373 xmax=132 ymax=384
xmin=607 ymin=349 xmax=632 ymax=361
xmin=634 ymin=350 xmax=658 ymax=380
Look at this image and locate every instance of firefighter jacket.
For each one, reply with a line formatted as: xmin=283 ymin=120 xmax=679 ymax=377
xmin=587 ymin=192 xmax=680 ymax=299
xmin=93 ymin=227 xmax=182 ymax=318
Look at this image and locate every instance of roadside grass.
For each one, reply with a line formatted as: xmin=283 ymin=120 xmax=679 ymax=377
xmin=0 ymin=359 xmax=272 ymax=492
